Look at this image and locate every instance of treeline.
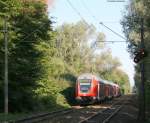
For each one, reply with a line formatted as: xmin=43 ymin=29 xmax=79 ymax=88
xmin=0 ymin=0 xmax=129 ymax=113
xmin=121 ymin=0 xmax=150 ymax=120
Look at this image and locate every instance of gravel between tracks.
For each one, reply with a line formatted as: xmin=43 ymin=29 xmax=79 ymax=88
xmin=37 ymin=94 xmax=139 ymax=123
xmin=39 ymin=104 xmax=112 ymax=123
xmin=109 ymin=94 xmax=140 ymax=123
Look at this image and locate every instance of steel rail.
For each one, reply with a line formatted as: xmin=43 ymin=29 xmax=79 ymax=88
xmin=102 ymin=105 xmax=123 ymax=123
xmin=78 ymin=108 xmax=109 ymax=123
xmin=9 ymin=108 xmax=73 ymax=123
xmin=78 ymin=99 xmax=126 ymax=123
xmin=102 ymin=98 xmax=130 ymax=123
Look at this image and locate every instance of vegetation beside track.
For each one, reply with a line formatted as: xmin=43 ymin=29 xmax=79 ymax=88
xmin=0 ymin=0 xmax=130 ymax=120
xmin=0 ymin=106 xmax=70 ymax=122
xmin=0 ymin=113 xmax=29 ymax=122
xmin=121 ymin=0 xmax=150 ymax=121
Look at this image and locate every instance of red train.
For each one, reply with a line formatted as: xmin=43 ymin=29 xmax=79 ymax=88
xmin=75 ymin=73 xmax=121 ymax=104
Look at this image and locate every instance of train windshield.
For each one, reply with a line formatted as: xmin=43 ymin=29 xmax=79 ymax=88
xmin=79 ymin=79 xmax=91 ymax=93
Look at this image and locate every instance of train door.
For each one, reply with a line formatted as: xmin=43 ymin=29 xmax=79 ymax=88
xmin=97 ymin=82 xmax=100 ymax=101
xmin=100 ymin=83 xmax=105 ymax=100
xmin=99 ymin=82 xmax=102 ymax=100
xmin=105 ymin=84 xmax=109 ymax=99
xmin=108 ymin=85 xmax=111 ymax=99
xmin=75 ymin=80 xmax=78 ymax=97
xmin=110 ymin=86 xmax=113 ymax=98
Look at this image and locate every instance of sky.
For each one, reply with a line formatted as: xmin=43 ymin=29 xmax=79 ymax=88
xmin=48 ymin=0 xmax=135 ymax=87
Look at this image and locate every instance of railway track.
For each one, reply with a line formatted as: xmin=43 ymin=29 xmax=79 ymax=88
xmin=39 ymin=104 xmax=113 ymax=123
xmin=79 ymin=104 xmax=124 ymax=123
xmin=79 ymin=96 xmax=131 ymax=123
xmin=9 ymin=108 xmax=73 ymax=123
xmin=42 ymin=99 xmax=123 ymax=123
xmin=9 ymin=95 xmax=133 ymax=123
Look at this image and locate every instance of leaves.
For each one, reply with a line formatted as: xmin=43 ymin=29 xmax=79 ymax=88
xmin=122 ymin=0 xmax=150 ymax=116
xmin=55 ymin=22 xmax=130 ymax=94
xmin=0 ymin=0 xmax=130 ymax=113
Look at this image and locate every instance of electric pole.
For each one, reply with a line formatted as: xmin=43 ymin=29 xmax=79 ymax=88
xmin=4 ymin=16 xmax=8 ymax=114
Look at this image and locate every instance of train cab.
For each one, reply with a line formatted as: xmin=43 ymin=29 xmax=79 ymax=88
xmin=75 ymin=73 xmax=121 ymax=104
xmin=75 ymin=73 xmax=98 ymax=103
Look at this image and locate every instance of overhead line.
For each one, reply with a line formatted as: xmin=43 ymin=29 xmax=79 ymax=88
xmin=96 ymin=40 xmax=127 ymax=42
xmin=78 ymin=0 xmax=126 ymax=41
xmin=66 ymin=0 xmax=87 ymax=23
xmin=66 ymin=0 xmax=97 ymax=34
xmin=79 ymin=0 xmax=120 ymax=24
xmin=67 ymin=0 xmax=120 ymax=23
xmin=20 ymin=0 xmax=126 ymax=44
xmin=100 ymin=22 xmax=126 ymax=40
xmin=107 ymin=0 xmax=125 ymax=2
xmin=80 ymin=0 xmax=98 ymax=22
xmin=80 ymin=1 xmax=119 ymax=23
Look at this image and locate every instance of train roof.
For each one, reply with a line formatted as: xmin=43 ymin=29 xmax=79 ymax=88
xmin=102 ymin=80 xmax=119 ymax=86
xmin=77 ymin=73 xmax=119 ymax=87
xmin=78 ymin=73 xmax=97 ymax=80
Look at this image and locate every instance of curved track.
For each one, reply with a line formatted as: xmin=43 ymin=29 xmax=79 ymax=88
xmin=11 ymin=95 xmax=134 ymax=123
xmin=79 ymin=95 xmax=133 ymax=123
xmin=79 ymin=102 xmax=124 ymax=123
xmin=10 ymin=109 xmax=73 ymax=123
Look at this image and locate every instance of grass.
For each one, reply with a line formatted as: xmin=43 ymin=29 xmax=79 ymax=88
xmin=0 ymin=113 xmax=29 ymax=122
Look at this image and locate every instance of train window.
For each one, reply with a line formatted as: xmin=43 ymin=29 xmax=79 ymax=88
xmin=79 ymin=79 xmax=91 ymax=93
xmin=79 ymin=79 xmax=91 ymax=83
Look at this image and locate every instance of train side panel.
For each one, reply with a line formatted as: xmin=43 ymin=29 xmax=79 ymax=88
xmin=75 ymin=73 xmax=121 ymax=104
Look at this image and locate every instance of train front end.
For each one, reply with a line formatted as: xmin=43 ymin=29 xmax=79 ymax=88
xmin=75 ymin=74 xmax=97 ymax=104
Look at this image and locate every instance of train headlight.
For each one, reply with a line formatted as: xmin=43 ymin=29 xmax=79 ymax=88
xmin=76 ymin=96 xmax=81 ymax=100
xmin=93 ymin=97 xmax=96 ymax=100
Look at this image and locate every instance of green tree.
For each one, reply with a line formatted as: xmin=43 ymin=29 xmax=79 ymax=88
xmin=55 ymin=21 xmax=96 ymax=74
xmin=95 ymin=32 xmax=106 ymax=48
xmin=0 ymin=0 xmax=58 ymax=112
xmin=0 ymin=0 xmax=23 ymax=112
xmin=93 ymin=50 xmax=130 ymax=93
xmin=121 ymin=0 xmax=150 ymax=119
xmin=55 ymin=21 xmax=130 ymax=96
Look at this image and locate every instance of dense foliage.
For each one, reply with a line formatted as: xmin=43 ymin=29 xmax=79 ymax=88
xmin=55 ymin=22 xmax=130 ymax=94
xmin=0 ymin=0 xmax=59 ymax=112
xmin=121 ymin=0 xmax=150 ymax=120
xmin=0 ymin=0 xmax=130 ymax=114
